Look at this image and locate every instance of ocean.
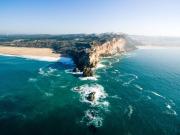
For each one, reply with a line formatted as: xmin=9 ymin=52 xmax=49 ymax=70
xmin=0 ymin=48 xmax=180 ymax=135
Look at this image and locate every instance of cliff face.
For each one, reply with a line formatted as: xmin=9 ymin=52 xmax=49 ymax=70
xmin=71 ymin=37 xmax=136 ymax=76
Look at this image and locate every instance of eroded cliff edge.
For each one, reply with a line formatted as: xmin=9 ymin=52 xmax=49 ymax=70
xmin=68 ymin=34 xmax=137 ymax=76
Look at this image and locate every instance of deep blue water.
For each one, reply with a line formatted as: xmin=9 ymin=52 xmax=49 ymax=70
xmin=0 ymin=48 xmax=180 ymax=135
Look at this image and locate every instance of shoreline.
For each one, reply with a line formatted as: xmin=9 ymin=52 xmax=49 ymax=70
xmin=0 ymin=46 xmax=60 ymax=57
xmin=0 ymin=46 xmax=74 ymax=64
xmin=0 ymin=53 xmax=61 ymax=62
xmin=137 ymin=45 xmax=180 ymax=49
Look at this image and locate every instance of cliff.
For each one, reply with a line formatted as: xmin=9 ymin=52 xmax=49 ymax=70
xmin=70 ymin=35 xmax=136 ymax=76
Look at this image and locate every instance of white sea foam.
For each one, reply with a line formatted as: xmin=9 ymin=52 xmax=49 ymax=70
xmin=164 ymin=103 xmax=177 ymax=116
xmin=38 ymin=67 xmax=57 ymax=76
xmin=151 ymin=91 xmax=165 ymax=99
xmin=147 ymin=96 xmax=152 ymax=100
xmin=166 ymin=104 xmax=172 ymax=109
xmin=60 ymin=85 xmax=67 ymax=88
xmin=0 ymin=53 xmax=74 ymax=64
xmin=72 ymin=84 xmax=108 ymax=107
xmin=65 ymin=69 xmax=83 ymax=75
xmin=96 ymin=63 xmax=106 ymax=69
xmin=44 ymin=92 xmax=54 ymax=97
xmin=122 ymin=78 xmax=135 ymax=86
xmin=110 ymin=95 xmax=122 ymax=100
xmin=79 ymin=76 xmax=99 ymax=81
xmin=134 ymin=84 xmax=143 ymax=91
xmin=81 ymin=109 xmax=103 ymax=127
xmin=28 ymin=78 xmax=37 ymax=82
xmin=73 ymin=84 xmax=109 ymax=128
xmin=165 ymin=110 xmax=177 ymax=116
xmin=127 ymin=105 xmax=133 ymax=119
xmin=0 ymin=53 xmax=60 ymax=62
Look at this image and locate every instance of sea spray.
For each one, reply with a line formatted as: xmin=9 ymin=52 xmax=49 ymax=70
xmin=72 ymin=84 xmax=109 ymax=127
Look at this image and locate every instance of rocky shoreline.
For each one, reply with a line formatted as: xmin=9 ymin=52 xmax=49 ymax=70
xmin=69 ymin=35 xmax=136 ymax=76
xmin=0 ymin=33 xmax=137 ymax=76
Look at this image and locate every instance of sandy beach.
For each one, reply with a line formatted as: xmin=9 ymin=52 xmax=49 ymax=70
xmin=0 ymin=46 xmax=74 ymax=64
xmin=0 ymin=46 xmax=60 ymax=58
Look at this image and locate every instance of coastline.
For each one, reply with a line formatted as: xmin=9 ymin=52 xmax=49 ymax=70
xmin=136 ymin=45 xmax=180 ymax=49
xmin=0 ymin=46 xmax=74 ymax=64
xmin=0 ymin=46 xmax=60 ymax=57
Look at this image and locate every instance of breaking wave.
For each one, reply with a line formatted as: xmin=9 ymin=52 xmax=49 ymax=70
xmin=38 ymin=67 xmax=57 ymax=76
xmin=79 ymin=76 xmax=99 ymax=81
xmin=81 ymin=109 xmax=103 ymax=128
xmin=65 ymin=69 xmax=83 ymax=75
xmin=72 ymin=84 xmax=109 ymax=128
xmin=72 ymin=84 xmax=108 ymax=107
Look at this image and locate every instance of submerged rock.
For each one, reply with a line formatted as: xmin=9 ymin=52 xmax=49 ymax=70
xmin=87 ymin=92 xmax=96 ymax=102
xmin=83 ymin=67 xmax=93 ymax=77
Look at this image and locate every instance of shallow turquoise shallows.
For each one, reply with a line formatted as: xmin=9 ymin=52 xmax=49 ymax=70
xmin=0 ymin=48 xmax=180 ymax=135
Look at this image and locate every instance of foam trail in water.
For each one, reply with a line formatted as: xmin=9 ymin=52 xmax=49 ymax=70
xmin=151 ymin=91 xmax=165 ymax=99
xmin=134 ymin=84 xmax=143 ymax=91
xmin=123 ymin=78 xmax=135 ymax=86
xmin=65 ymin=69 xmax=83 ymax=75
xmin=109 ymin=95 xmax=122 ymax=100
xmin=127 ymin=105 xmax=133 ymax=119
xmin=38 ymin=67 xmax=57 ymax=76
xmin=28 ymin=78 xmax=37 ymax=82
xmin=79 ymin=76 xmax=99 ymax=81
xmin=164 ymin=102 xmax=177 ymax=116
xmin=44 ymin=92 xmax=54 ymax=97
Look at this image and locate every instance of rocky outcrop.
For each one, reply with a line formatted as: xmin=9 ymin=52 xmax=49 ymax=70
xmin=87 ymin=92 xmax=96 ymax=102
xmin=71 ymin=35 xmax=136 ymax=76
xmin=83 ymin=67 xmax=93 ymax=77
xmin=0 ymin=33 xmax=137 ymax=76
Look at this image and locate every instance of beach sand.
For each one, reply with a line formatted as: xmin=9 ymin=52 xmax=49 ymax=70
xmin=0 ymin=46 xmax=74 ymax=64
xmin=0 ymin=46 xmax=60 ymax=58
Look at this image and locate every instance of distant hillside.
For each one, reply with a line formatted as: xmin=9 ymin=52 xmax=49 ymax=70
xmin=129 ymin=35 xmax=180 ymax=47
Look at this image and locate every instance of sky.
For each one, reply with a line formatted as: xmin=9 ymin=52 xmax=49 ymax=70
xmin=0 ymin=0 xmax=180 ymax=36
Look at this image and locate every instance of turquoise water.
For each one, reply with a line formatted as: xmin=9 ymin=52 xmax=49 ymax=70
xmin=0 ymin=48 xmax=180 ymax=135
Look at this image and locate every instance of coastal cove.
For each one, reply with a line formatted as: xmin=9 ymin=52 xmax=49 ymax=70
xmin=0 ymin=47 xmax=180 ymax=135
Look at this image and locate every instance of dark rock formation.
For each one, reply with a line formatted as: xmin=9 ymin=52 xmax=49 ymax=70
xmin=73 ymin=67 xmax=80 ymax=72
xmin=83 ymin=67 xmax=93 ymax=77
xmin=87 ymin=92 xmax=96 ymax=102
